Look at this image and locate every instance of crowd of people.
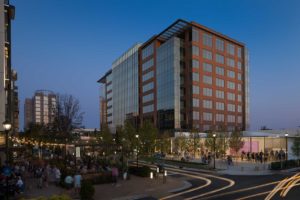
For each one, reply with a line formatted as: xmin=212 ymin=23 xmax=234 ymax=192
xmin=241 ymin=149 xmax=287 ymax=163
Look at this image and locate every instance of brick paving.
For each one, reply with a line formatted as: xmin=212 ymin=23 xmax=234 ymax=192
xmin=15 ymin=175 xmax=184 ymax=200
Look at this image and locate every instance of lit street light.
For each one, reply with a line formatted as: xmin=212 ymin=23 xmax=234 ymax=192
xmin=213 ymin=133 xmax=216 ymax=169
xmin=285 ymin=133 xmax=289 ymax=164
xmin=135 ymin=134 xmax=139 ymax=168
xmin=3 ymin=120 xmax=12 ymax=200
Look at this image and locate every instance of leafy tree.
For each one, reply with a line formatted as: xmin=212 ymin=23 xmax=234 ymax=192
xmin=97 ymin=124 xmax=113 ymax=155
xmin=190 ymin=128 xmax=200 ymax=158
xmin=229 ymin=131 xmax=244 ymax=156
xmin=139 ymin=120 xmax=157 ymax=155
xmin=123 ymin=120 xmax=138 ymax=153
xmin=204 ymin=131 xmax=215 ymax=152
xmin=216 ymin=133 xmax=228 ymax=158
xmin=292 ymin=132 xmax=300 ymax=166
xmin=174 ymin=136 xmax=188 ymax=156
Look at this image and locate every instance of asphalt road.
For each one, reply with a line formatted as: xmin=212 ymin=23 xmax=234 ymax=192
xmin=139 ymin=162 xmax=300 ymax=200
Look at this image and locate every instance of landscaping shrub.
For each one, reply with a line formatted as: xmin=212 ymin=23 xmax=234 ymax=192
xmin=129 ymin=166 xmax=151 ymax=177
xmin=85 ymin=172 xmax=113 ymax=184
xmin=80 ymin=180 xmax=95 ymax=200
xmin=270 ymin=159 xmax=299 ymax=170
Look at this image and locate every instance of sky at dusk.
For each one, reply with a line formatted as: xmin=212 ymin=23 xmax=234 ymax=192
xmin=10 ymin=0 xmax=300 ymax=131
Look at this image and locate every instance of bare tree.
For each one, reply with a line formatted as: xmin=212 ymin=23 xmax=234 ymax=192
xmin=52 ymin=94 xmax=84 ymax=156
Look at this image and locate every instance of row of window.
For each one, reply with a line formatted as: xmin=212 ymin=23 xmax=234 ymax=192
xmin=193 ymin=62 xmax=243 ymax=79
xmin=142 ymin=43 xmax=154 ymax=60
xmin=192 ymin=53 xmax=242 ymax=69
xmin=143 ymin=104 xmax=154 ymax=113
xmin=142 ymin=70 xmax=154 ymax=82
xmin=192 ymin=28 xmax=242 ymax=58
xmin=193 ymin=111 xmax=242 ymax=123
xmin=142 ymin=58 xmax=154 ymax=71
xmin=192 ymin=99 xmax=242 ymax=111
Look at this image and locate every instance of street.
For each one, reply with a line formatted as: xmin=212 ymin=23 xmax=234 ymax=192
xmin=141 ymin=163 xmax=300 ymax=200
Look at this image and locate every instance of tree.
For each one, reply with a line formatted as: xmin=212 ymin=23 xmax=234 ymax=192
xmin=52 ymin=94 xmax=84 ymax=156
xmin=174 ymin=136 xmax=188 ymax=157
xmin=205 ymin=131 xmax=215 ymax=152
xmin=190 ymin=128 xmax=200 ymax=158
xmin=123 ymin=120 xmax=137 ymax=154
xmin=97 ymin=124 xmax=113 ymax=155
xmin=291 ymin=132 xmax=300 ymax=166
xmin=139 ymin=120 xmax=157 ymax=155
xmin=228 ymin=131 xmax=244 ymax=156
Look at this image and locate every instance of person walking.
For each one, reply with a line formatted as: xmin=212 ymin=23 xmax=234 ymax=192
xmin=111 ymin=166 xmax=119 ymax=185
xmin=74 ymin=171 xmax=82 ymax=194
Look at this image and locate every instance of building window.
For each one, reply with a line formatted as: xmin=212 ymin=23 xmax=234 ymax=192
xmin=142 ymin=93 xmax=154 ymax=103
xmin=216 ymin=78 xmax=224 ymax=87
xmin=203 ymin=88 xmax=212 ymax=96
xmin=142 ymin=43 xmax=154 ymax=59
xmin=227 ymin=81 xmax=235 ymax=90
xmin=192 ymin=72 xmax=199 ymax=82
xmin=143 ymin=104 xmax=154 ymax=113
xmin=216 ymin=90 xmax=224 ymax=99
xmin=238 ymin=116 xmax=242 ymax=123
xmin=216 ymin=114 xmax=224 ymax=122
xmin=203 ymin=112 xmax=212 ymax=121
xmin=216 ymin=54 xmax=224 ymax=64
xmin=203 ymin=63 xmax=212 ymax=72
xmin=227 ymin=70 xmax=235 ymax=78
xmin=193 ymin=85 xmax=200 ymax=94
xmin=203 ymin=75 xmax=212 ymax=85
xmin=227 ymin=115 xmax=235 ymax=123
xmin=203 ymin=33 xmax=212 ymax=47
xmin=203 ymin=100 xmax=213 ymax=109
xmin=238 ymin=94 xmax=242 ymax=102
xmin=227 ymin=92 xmax=235 ymax=101
xmin=192 ymin=28 xmax=199 ymax=42
xmin=192 ymin=46 xmax=199 ymax=56
xmin=237 ymin=61 xmax=242 ymax=70
xmin=227 ymin=58 xmax=235 ymax=68
xmin=237 ymin=47 xmax=242 ymax=58
xmin=193 ymin=98 xmax=199 ymax=107
xmin=142 ymin=81 xmax=154 ymax=92
xmin=227 ymin=104 xmax=235 ymax=112
xmin=238 ymin=105 xmax=242 ymax=112
xmin=238 ymin=73 xmax=242 ymax=81
xmin=193 ymin=111 xmax=200 ymax=120
xmin=203 ymin=49 xmax=212 ymax=60
xmin=216 ymin=38 xmax=224 ymax=51
xmin=216 ymin=67 xmax=224 ymax=75
xmin=227 ymin=43 xmax=235 ymax=56
xmin=142 ymin=70 xmax=154 ymax=82
xmin=216 ymin=102 xmax=224 ymax=110
xmin=142 ymin=58 xmax=154 ymax=71
xmin=192 ymin=59 xmax=199 ymax=68
xmin=238 ymin=84 xmax=242 ymax=91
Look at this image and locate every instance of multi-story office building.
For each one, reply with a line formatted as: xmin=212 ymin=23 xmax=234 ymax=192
xmin=98 ymin=19 xmax=249 ymax=133
xmin=0 ymin=0 xmax=18 ymax=133
xmin=24 ymin=90 xmax=57 ymax=129
xmin=98 ymin=44 xmax=141 ymax=132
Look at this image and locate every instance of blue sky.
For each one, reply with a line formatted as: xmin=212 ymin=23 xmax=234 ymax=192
xmin=10 ymin=0 xmax=300 ymax=130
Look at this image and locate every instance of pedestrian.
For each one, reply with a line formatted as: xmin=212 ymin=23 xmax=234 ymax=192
xmin=16 ymin=176 xmax=24 ymax=194
xmin=54 ymin=167 xmax=61 ymax=186
xmin=64 ymin=175 xmax=73 ymax=189
xmin=111 ymin=166 xmax=119 ymax=185
xmin=74 ymin=171 xmax=82 ymax=194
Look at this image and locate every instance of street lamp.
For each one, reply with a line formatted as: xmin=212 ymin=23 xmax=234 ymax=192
xmin=3 ymin=120 xmax=11 ymax=200
xmin=285 ymin=133 xmax=288 ymax=163
xmin=213 ymin=133 xmax=216 ymax=169
xmin=135 ymin=134 xmax=139 ymax=168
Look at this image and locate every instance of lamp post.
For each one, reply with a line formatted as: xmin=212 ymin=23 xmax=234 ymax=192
xmin=285 ymin=133 xmax=288 ymax=163
xmin=3 ymin=120 xmax=12 ymax=200
xmin=135 ymin=134 xmax=139 ymax=168
xmin=213 ymin=133 xmax=216 ymax=169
